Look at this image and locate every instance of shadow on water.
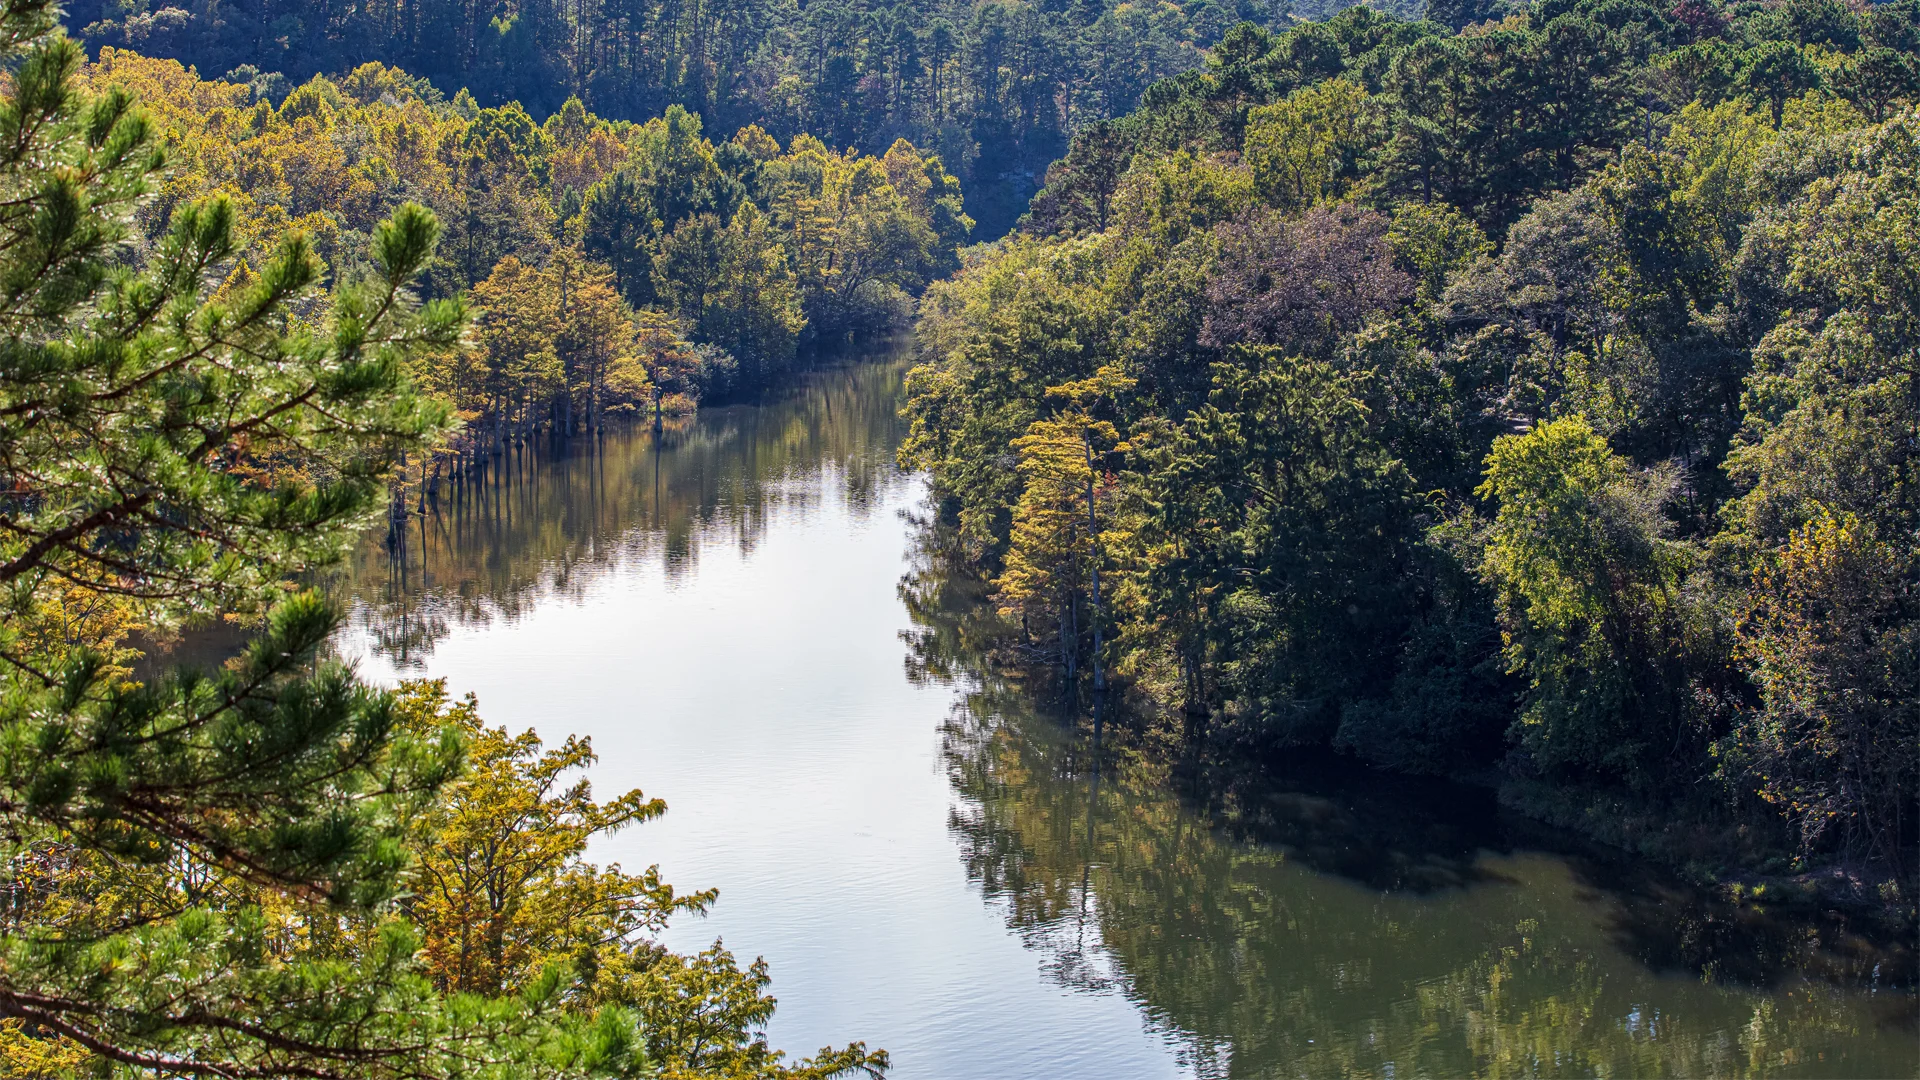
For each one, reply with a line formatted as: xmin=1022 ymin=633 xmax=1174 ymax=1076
xmin=1189 ymin=749 xmax=1508 ymax=894
xmin=1171 ymin=746 xmax=1916 ymax=996
xmin=901 ymin=500 xmax=1919 ymax=1078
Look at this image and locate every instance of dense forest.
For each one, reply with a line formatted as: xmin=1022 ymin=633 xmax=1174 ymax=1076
xmin=61 ymin=0 xmax=1338 ymax=234
xmin=902 ymin=0 xmax=1920 ymax=903
xmin=77 ymin=46 xmax=971 ymax=503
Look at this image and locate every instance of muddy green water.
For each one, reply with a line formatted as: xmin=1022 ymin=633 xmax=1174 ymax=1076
xmin=337 ymin=348 xmax=1917 ymax=1078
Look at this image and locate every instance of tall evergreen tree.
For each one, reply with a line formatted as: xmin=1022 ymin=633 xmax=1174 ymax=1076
xmin=0 ymin=6 xmax=644 ymax=1073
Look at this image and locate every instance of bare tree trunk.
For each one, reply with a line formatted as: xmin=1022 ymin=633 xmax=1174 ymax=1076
xmin=1063 ymin=593 xmax=1078 ymax=686
xmin=1085 ymin=437 xmax=1104 ymax=692
xmin=1086 ymin=435 xmax=1105 ymax=738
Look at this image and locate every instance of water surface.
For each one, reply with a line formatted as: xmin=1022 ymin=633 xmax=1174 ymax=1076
xmin=338 ymin=348 xmax=1917 ymax=1079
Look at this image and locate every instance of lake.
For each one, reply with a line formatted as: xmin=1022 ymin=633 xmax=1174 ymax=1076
xmin=336 ymin=346 xmax=1916 ymax=1079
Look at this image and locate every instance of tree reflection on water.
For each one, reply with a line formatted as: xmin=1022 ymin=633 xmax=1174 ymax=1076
xmin=335 ymin=346 xmax=1918 ymax=1079
xmin=901 ymin=510 xmax=1917 ymax=1080
xmin=342 ymin=352 xmax=911 ymax=667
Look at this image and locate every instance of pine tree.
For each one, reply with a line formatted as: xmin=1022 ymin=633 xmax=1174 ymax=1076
xmin=0 ymin=7 xmax=640 ymax=1073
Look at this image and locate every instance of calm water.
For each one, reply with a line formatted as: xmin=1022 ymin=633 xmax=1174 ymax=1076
xmin=337 ymin=347 xmax=1917 ymax=1079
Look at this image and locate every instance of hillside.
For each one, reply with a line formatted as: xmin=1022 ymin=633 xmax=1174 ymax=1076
xmin=906 ymin=0 xmax=1920 ymax=901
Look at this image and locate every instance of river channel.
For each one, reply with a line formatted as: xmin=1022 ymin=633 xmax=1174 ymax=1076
xmin=335 ymin=346 xmax=1917 ymax=1079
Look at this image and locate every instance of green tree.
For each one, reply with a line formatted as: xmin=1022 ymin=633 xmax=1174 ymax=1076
xmin=1385 ymin=200 xmax=1489 ymax=302
xmin=1243 ymin=78 xmax=1370 ymax=211
xmin=1716 ymin=112 xmax=1920 ymax=878
xmin=1477 ymin=417 xmax=1715 ymax=783
xmin=1834 ymin=45 xmax=1920 ymax=122
xmin=1133 ymin=350 xmax=1414 ymax=742
xmin=441 ymin=123 xmax=552 ymax=292
xmin=1743 ymin=41 xmax=1822 ymax=128
xmin=901 ymin=235 xmax=1116 ymax=555
xmin=655 ymin=203 xmax=805 ymax=387
xmin=581 ymin=167 xmax=662 ymax=303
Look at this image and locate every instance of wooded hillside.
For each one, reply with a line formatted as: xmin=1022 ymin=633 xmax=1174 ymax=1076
xmin=906 ymin=0 xmax=1920 ymax=898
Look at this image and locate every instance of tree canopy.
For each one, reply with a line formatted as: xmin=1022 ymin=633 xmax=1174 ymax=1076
xmin=907 ymin=0 xmax=1920 ymax=896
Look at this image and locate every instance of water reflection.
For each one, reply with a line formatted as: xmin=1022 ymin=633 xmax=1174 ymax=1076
xmin=344 ymin=353 xmax=909 ymax=666
xmin=339 ymin=346 xmax=1917 ymax=1079
xmin=903 ymin=516 xmax=1918 ymax=1079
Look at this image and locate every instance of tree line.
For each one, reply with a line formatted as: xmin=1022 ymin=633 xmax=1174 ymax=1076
xmin=85 ymin=47 xmax=970 ymax=505
xmin=60 ymin=0 xmax=1351 ymax=235
xmin=0 ymin=2 xmax=891 ymax=1073
xmin=903 ymin=0 xmax=1920 ymax=899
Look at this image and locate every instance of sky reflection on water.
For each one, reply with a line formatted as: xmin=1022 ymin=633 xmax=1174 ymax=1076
xmin=337 ymin=350 xmax=1917 ymax=1079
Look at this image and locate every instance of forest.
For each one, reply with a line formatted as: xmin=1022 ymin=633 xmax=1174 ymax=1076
xmin=70 ymin=45 xmax=973 ymax=512
xmin=61 ymin=0 xmax=1339 ymax=234
xmin=902 ymin=0 xmax=1920 ymax=907
xmin=0 ymin=0 xmax=1915 ymax=1068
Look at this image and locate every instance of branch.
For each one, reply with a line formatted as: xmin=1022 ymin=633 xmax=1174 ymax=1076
xmin=0 ymin=492 xmax=153 ymax=582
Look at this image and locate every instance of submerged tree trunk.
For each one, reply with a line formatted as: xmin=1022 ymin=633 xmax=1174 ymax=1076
xmin=1062 ymin=592 xmax=1078 ymax=687
xmin=1085 ymin=436 xmax=1104 ymax=696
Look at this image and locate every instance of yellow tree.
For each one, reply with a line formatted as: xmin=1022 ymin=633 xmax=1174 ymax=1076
xmin=393 ymin=683 xmax=888 ymax=1079
xmin=552 ymin=248 xmax=644 ymax=434
xmin=395 ymin=681 xmax=709 ymax=999
xmin=0 ymin=1019 xmax=87 ymax=1078
xmin=78 ymin=52 xmax=463 ymax=268
xmin=996 ymin=366 xmax=1133 ymax=681
xmin=470 ymin=254 xmax=563 ymax=451
xmin=545 ymin=96 xmax=631 ymax=203
xmin=1733 ymin=513 xmax=1917 ymax=876
xmin=764 ymin=135 xmax=938 ymax=337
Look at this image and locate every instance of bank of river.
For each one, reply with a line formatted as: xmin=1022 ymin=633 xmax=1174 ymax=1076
xmin=336 ymin=347 xmax=1916 ymax=1078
